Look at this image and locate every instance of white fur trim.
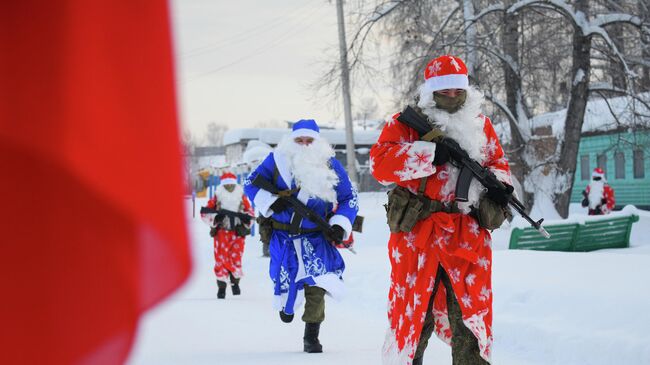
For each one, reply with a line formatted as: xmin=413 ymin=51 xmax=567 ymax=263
xmin=463 ymin=311 xmax=492 ymax=363
xmin=293 ymin=238 xmax=307 ymax=279
xmin=312 ymin=273 xmax=345 ymax=300
xmin=399 ymin=141 xmax=437 ymax=180
xmin=273 ymin=291 xmax=305 ymax=312
xmin=291 ymin=128 xmax=319 ymax=139
xmin=273 ymin=151 xmax=293 ymax=188
xmin=328 ymin=214 xmax=353 ymax=240
xmin=294 ymin=236 xmax=345 ymax=300
xmin=253 ymin=188 xmax=277 ymax=217
xmin=592 ymin=170 xmax=605 ymax=179
xmin=422 ymin=73 xmax=469 ymax=93
xmin=296 ymin=187 xmax=310 ymax=205
xmin=219 ymin=178 xmax=237 ymax=185
xmin=382 ymin=328 xmax=416 ymax=365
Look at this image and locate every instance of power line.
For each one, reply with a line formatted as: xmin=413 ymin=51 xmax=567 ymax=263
xmin=185 ymin=4 xmax=329 ymax=82
xmin=181 ymin=0 xmax=319 ymax=59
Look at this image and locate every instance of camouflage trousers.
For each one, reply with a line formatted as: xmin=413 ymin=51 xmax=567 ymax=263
xmin=414 ymin=265 xmax=490 ymax=365
xmin=302 ymin=285 xmax=326 ymax=323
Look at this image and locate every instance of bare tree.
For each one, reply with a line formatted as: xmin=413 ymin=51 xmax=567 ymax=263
xmin=354 ymin=97 xmax=379 ymax=129
xmin=204 ymin=122 xmax=228 ymax=146
xmin=254 ymin=120 xmax=289 ymax=129
xmin=340 ymin=0 xmax=647 ymax=217
xmin=181 ymin=129 xmax=200 ymax=194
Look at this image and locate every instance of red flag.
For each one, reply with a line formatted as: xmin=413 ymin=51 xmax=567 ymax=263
xmin=0 ymin=2 xmax=191 ymax=364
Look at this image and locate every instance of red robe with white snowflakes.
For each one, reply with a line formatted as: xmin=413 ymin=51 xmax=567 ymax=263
xmin=584 ymin=182 xmax=615 ymax=215
xmin=202 ymin=185 xmax=254 ymax=281
xmin=370 ymin=103 xmax=511 ymax=364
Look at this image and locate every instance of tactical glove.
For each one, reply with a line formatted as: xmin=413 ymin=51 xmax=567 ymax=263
xmin=432 ymin=142 xmax=450 ymax=166
xmin=601 ymin=198 xmax=607 ymax=205
xmin=486 ymin=183 xmax=514 ymax=208
xmin=213 ymin=213 xmax=225 ymax=226
xmin=270 ymin=198 xmax=289 ymax=213
xmin=209 ymin=227 xmax=218 ymax=237
xmin=325 ymin=225 xmax=345 ymax=245
xmin=581 ymin=198 xmax=589 ymax=207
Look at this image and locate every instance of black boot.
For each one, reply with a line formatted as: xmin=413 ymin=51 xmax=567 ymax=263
xmin=217 ymin=280 xmax=227 ymax=299
xmin=279 ymin=310 xmax=294 ymax=323
xmin=231 ymin=282 xmax=241 ymax=295
xmin=303 ymin=322 xmax=323 ymax=353
xmin=229 ymin=273 xmax=241 ymax=295
xmin=412 ymin=356 xmax=423 ymax=365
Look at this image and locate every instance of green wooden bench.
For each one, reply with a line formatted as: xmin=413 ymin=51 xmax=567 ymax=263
xmin=509 ymin=215 xmax=639 ymax=252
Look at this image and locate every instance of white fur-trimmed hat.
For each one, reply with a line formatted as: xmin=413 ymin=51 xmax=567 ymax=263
xmin=419 ymin=55 xmax=469 ymax=98
xmin=291 ymin=119 xmax=320 ymax=139
xmin=220 ymin=172 xmax=237 ymax=185
xmin=592 ymin=167 xmax=605 ymax=179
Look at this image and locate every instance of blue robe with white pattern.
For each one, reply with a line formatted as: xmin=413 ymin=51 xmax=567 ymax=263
xmin=243 ymin=151 xmax=358 ymax=315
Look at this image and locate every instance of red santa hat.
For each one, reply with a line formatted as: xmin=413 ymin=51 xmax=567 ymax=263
xmin=219 ymin=172 xmax=237 ymax=185
xmin=422 ymin=55 xmax=469 ymax=93
xmin=592 ymin=167 xmax=605 ymax=179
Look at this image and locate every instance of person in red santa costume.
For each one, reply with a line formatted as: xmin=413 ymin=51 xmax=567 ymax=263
xmin=581 ymin=167 xmax=615 ymax=215
xmin=201 ymin=172 xmax=254 ymax=299
xmin=370 ymin=55 xmax=513 ymax=365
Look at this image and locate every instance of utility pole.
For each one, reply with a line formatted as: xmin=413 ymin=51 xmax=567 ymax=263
xmin=336 ymin=0 xmax=358 ymax=184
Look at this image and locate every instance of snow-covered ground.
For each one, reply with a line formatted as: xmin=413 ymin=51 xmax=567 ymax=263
xmin=128 ymin=193 xmax=650 ymax=365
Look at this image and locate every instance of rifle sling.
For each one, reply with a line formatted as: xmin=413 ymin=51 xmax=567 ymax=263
xmin=421 ymin=129 xmax=444 ymax=142
xmin=272 ymin=164 xmax=301 ymax=197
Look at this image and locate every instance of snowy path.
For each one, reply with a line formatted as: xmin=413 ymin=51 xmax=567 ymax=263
xmin=128 ymin=193 xmax=650 ymax=365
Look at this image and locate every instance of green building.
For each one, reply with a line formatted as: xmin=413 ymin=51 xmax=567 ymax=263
xmin=571 ymin=128 xmax=650 ymax=209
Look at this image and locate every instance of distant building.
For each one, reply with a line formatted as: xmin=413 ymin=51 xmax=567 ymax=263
xmin=572 ymin=128 xmax=649 ymax=209
xmin=523 ymin=94 xmax=650 ymax=209
xmin=185 ymin=145 xmax=227 ymax=195
xmin=222 ymin=127 xmax=384 ymax=191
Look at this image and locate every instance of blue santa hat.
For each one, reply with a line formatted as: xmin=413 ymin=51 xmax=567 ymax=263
xmin=291 ymin=119 xmax=320 ymax=139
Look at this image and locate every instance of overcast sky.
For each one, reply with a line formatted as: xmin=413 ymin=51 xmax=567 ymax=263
xmin=170 ymin=0 xmax=392 ymax=139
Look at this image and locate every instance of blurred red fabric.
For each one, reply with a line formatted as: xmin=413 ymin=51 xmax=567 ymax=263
xmin=0 ymin=1 xmax=191 ymax=364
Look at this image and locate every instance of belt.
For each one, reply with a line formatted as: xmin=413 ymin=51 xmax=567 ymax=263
xmin=417 ymin=197 xmax=479 ymax=221
xmin=417 ymin=198 xmax=462 ymax=219
xmin=271 ymin=219 xmax=322 ymax=234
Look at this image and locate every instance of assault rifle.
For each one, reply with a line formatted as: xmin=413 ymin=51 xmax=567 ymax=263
xmin=251 ymin=174 xmax=358 ymax=253
xmin=397 ymin=105 xmax=550 ymax=238
xmin=200 ymin=207 xmax=252 ymax=227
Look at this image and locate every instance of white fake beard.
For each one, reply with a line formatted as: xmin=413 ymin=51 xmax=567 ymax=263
xmin=418 ymin=86 xmax=487 ymax=163
xmin=418 ymin=86 xmax=488 ymax=212
xmin=275 ymin=135 xmax=339 ymax=203
xmin=588 ymin=180 xmax=605 ymax=209
xmin=216 ymin=184 xmax=243 ymax=212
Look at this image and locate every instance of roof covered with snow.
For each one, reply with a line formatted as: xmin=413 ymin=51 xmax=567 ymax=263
xmin=494 ymin=93 xmax=650 ymax=143
xmin=223 ymin=128 xmax=381 ymax=146
xmin=530 ymin=93 xmax=650 ymax=136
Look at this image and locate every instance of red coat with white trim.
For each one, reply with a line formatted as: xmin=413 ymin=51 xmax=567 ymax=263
xmin=583 ymin=182 xmax=615 ymax=215
xmin=201 ymin=184 xmax=254 ymax=281
xmin=370 ymin=103 xmax=511 ymax=364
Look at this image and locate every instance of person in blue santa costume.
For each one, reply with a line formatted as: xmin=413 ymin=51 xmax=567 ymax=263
xmin=244 ymin=119 xmax=359 ymax=353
